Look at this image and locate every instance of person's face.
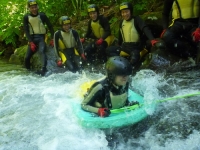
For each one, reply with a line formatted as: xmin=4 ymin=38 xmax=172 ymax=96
xmin=121 ymin=9 xmax=131 ymax=21
xmin=89 ymin=11 xmax=98 ymax=21
xmin=114 ymin=75 xmax=129 ymax=86
xmin=62 ymin=23 xmax=71 ymax=32
xmin=29 ymin=5 xmax=38 ymax=15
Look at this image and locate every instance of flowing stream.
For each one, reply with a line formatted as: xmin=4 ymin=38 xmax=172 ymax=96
xmin=0 ymin=59 xmax=200 ymax=150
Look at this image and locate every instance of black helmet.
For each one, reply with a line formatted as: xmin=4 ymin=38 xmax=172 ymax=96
xmin=87 ymin=4 xmax=99 ymax=13
xmin=27 ymin=0 xmax=37 ymax=7
xmin=59 ymin=16 xmax=71 ymax=25
xmin=106 ymin=56 xmax=132 ymax=81
xmin=119 ymin=2 xmax=133 ymax=14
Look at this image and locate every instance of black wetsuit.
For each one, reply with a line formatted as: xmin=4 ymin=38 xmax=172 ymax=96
xmin=81 ymin=78 xmax=130 ymax=114
xmin=162 ymin=0 xmax=200 ymax=58
xmin=84 ymin=15 xmax=111 ymax=63
xmin=54 ymin=29 xmax=84 ymax=73
xmin=23 ymin=12 xmax=54 ymax=71
xmin=107 ymin=16 xmax=154 ymax=66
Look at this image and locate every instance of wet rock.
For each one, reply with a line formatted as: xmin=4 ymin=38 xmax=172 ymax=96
xmin=9 ymin=45 xmax=58 ymax=72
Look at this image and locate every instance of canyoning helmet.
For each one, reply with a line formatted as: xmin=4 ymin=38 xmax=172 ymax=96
xmin=119 ymin=2 xmax=133 ymax=15
xmin=27 ymin=0 xmax=38 ymax=7
xmin=106 ymin=56 xmax=132 ymax=82
xmin=87 ymin=4 xmax=99 ymax=13
xmin=59 ymin=16 xmax=71 ymax=25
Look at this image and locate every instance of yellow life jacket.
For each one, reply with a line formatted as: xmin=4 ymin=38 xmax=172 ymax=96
xmin=90 ymin=19 xmax=115 ymax=46
xmin=172 ymin=0 xmax=199 ymax=19
xmin=120 ymin=19 xmax=140 ymax=42
xmin=91 ymin=20 xmax=104 ymax=39
xmin=57 ymin=30 xmax=79 ymax=63
xmin=28 ymin=15 xmax=46 ymax=34
xmin=60 ymin=30 xmax=76 ymax=48
xmin=108 ymin=92 xmax=128 ymax=109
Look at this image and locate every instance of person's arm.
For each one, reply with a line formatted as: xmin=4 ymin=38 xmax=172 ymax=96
xmin=41 ymin=12 xmax=54 ymax=39
xmin=100 ymin=16 xmax=111 ymax=40
xmin=198 ymin=0 xmax=200 ymax=27
xmin=53 ymin=31 xmax=60 ymax=59
xmin=162 ymin=0 xmax=174 ymax=29
xmin=84 ymin=20 xmax=92 ymax=38
xmin=135 ymin=16 xmax=154 ymax=40
xmin=23 ymin=14 xmax=32 ymax=42
xmin=81 ymin=83 xmax=104 ymax=114
xmin=73 ymin=30 xmax=84 ymax=54
xmin=118 ymin=22 xmax=123 ymax=46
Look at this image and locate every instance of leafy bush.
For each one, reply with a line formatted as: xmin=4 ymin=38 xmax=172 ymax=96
xmin=0 ymin=0 xmax=162 ymax=48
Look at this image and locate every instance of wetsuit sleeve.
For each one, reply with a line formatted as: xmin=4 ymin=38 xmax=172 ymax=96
xmin=100 ymin=16 xmax=111 ymax=40
xmin=81 ymin=83 xmax=104 ymax=114
xmin=40 ymin=13 xmax=54 ymax=39
xmin=198 ymin=0 xmax=200 ymax=27
xmin=53 ymin=31 xmax=60 ymax=59
xmin=72 ymin=30 xmax=84 ymax=54
xmin=135 ymin=16 xmax=154 ymax=40
xmin=23 ymin=14 xmax=32 ymax=42
xmin=162 ymin=0 xmax=174 ymax=29
xmin=118 ymin=21 xmax=123 ymax=46
xmin=84 ymin=20 xmax=92 ymax=38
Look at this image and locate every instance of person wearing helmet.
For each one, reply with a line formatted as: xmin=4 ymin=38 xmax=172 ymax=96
xmin=107 ymin=2 xmax=160 ymax=67
xmin=54 ymin=16 xmax=86 ymax=73
xmin=81 ymin=56 xmax=139 ymax=117
xmin=161 ymin=0 xmax=200 ymax=62
xmin=80 ymin=4 xmax=112 ymax=63
xmin=23 ymin=0 xmax=54 ymax=76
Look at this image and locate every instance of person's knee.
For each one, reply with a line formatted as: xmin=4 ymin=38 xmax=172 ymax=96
xmin=162 ymin=29 xmax=175 ymax=42
xmin=130 ymin=51 xmax=140 ymax=65
xmin=107 ymin=46 xmax=121 ymax=56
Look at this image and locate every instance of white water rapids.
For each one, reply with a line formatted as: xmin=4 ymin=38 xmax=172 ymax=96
xmin=0 ymin=61 xmax=200 ymax=150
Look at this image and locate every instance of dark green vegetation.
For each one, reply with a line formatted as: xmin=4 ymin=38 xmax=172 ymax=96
xmin=0 ymin=0 xmax=163 ymax=50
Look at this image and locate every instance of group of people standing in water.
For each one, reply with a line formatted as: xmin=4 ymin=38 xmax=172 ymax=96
xmin=23 ymin=0 xmax=200 ymax=76
xmin=23 ymin=0 xmax=200 ymax=116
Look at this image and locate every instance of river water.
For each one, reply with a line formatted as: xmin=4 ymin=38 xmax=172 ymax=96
xmin=0 ymin=58 xmax=200 ymax=150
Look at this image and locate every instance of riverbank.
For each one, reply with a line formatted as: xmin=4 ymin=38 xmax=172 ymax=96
xmin=0 ymin=57 xmax=25 ymax=72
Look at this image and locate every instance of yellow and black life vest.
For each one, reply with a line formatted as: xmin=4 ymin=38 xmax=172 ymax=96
xmin=60 ymin=30 xmax=76 ymax=49
xmin=172 ymin=0 xmax=199 ymax=19
xmin=91 ymin=20 xmax=104 ymax=39
xmin=56 ymin=30 xmax=80 ymax=63
xmin=28 ymin=15 xmax=46 ymax=34
xmin=120 ymin=19 xmax=140 ymax=42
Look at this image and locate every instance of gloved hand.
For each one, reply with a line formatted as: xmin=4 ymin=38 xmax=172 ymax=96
xmin=81 ymin=53 xmax=86 ymax=60
xmin=98 ymin=108 xmax=111 ymax=117
xmin=96 ymin=38 xmax=104 ymax=45
xmin=57 ymin=60 xmax=62 ymax=67
xmin=160 ymin=29 xmax=166 ymax=38
xmin=80 ymin=38 xmax=85 ymax=43
xmin=49 ymin=39 xmax=54 ymax=47
xmin=151 ymin=39 xmax=159 ymax=47
xmin=192 ymin=28 xmax=200 ymax=42
xmin=29 ymin=42 xmax=37 ymax=52
xmin=128 ymin=101 xmax=139 ymax=106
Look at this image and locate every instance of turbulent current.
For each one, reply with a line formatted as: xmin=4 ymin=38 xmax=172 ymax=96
xmin=0 ymin=59 xmax=200 ymax=150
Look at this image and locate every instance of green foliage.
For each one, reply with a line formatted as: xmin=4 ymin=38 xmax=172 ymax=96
xmin=0 ymin=0 xmax=162 ymax=48
xmin=133 ymin=0 xmax=161 ymax=15
xmin=0 ymin=0 xmax=26 ymax=47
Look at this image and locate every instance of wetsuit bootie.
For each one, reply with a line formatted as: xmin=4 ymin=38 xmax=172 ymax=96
xmin=35 ymin=67 xmax=47 ymax=76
